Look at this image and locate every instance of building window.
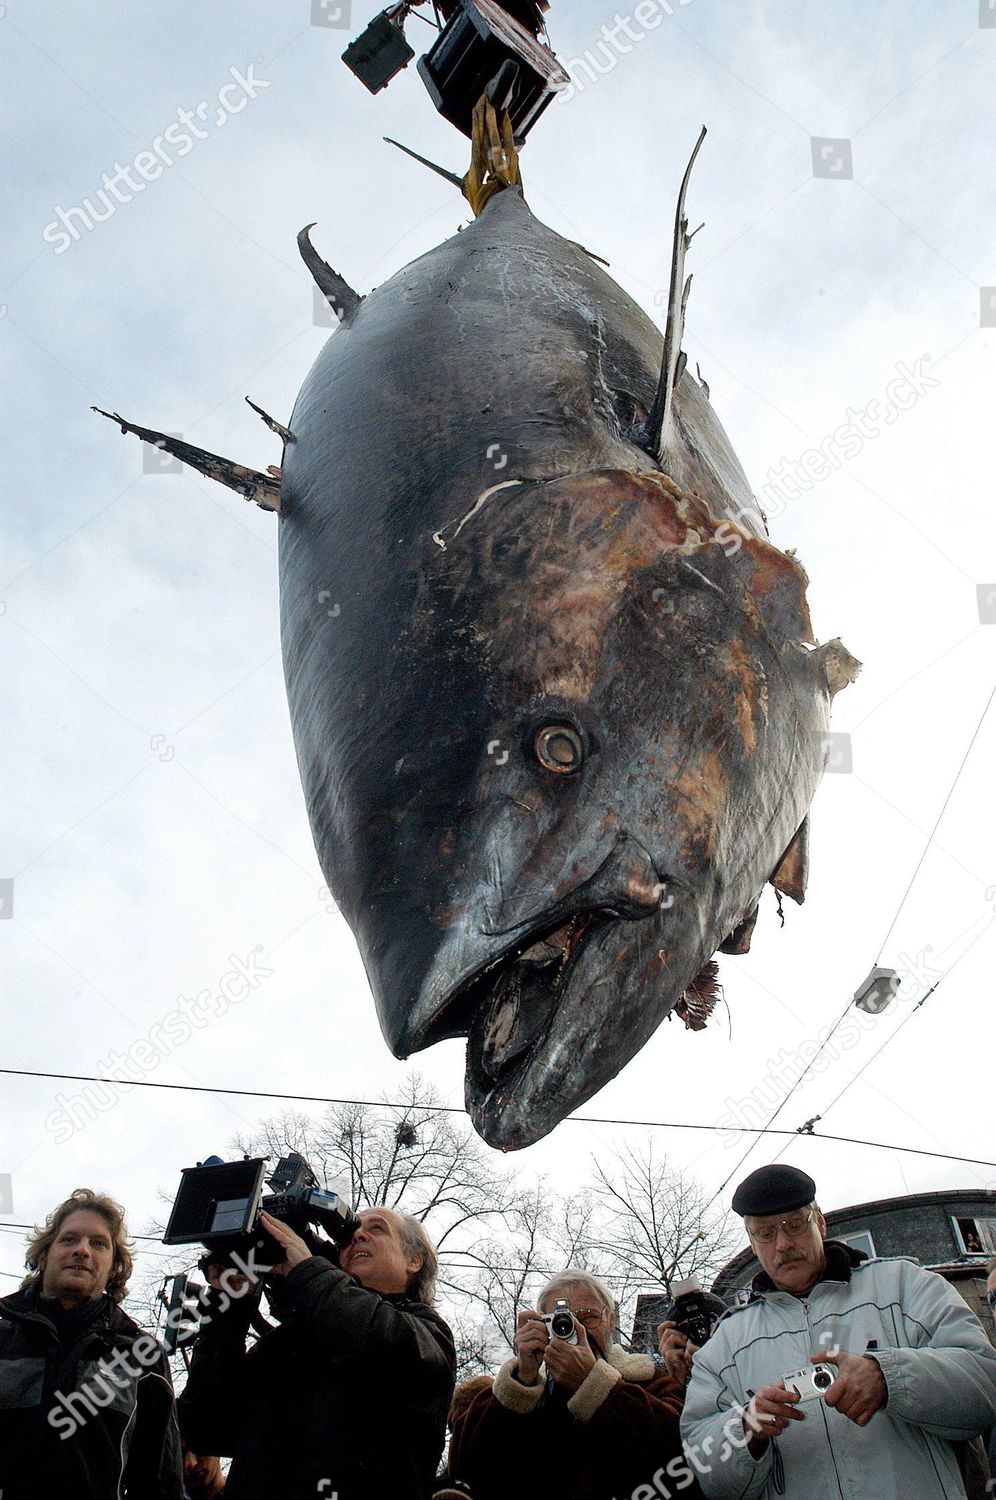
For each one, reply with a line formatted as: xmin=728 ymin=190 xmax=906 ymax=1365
xmin=838 ymin=1230 xmax=876 ymax=1259
xmin=951 ymin=1217 xmax=996 ymax=1255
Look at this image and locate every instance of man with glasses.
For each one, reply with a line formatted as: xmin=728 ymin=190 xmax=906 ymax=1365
xmin=447 ymin=1270 xmax=695 ymax=1499
xmin=681 ymin=1164 xmax=996 ymax=1499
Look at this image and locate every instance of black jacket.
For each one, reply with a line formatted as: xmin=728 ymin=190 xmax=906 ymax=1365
xmin=179 ymin=1255 xmax=456 ymax=1500
xmin=0 ymin=1282 xmax=183 ymax=1500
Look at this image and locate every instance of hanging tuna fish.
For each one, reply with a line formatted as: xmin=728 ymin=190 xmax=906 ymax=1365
xmin=95 ymin=16 xmax=857 ymax=1149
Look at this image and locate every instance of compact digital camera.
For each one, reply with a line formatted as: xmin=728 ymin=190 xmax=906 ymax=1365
xmin=542 ymin=1297 xmax=578 ymax=1345
xmin=783 ymin=1363 xmax=835 ymax=1401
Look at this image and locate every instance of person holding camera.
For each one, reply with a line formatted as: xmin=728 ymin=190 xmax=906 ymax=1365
xmin=178 ymin=1206 xmax=455 ymax=1500
xmin=680 ymin=1165 xmax=996 ymax=1500
xmin=447 ymin=1270 xmax=696 ymax=1500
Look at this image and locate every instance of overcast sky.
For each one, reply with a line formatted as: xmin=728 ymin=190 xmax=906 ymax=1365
xmin=3 ymin=0 xmax=995 ymax=1303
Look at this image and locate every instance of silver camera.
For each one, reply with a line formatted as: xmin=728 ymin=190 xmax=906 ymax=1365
xmin=783 ymin=1363 xmax=835 ymax=1401
xmin=542 ymin=1297 xmax=578 ymax=1345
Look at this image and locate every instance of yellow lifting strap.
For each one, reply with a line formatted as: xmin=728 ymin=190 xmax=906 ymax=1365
xmin=462 ymin=95 xmax=522 ymax=218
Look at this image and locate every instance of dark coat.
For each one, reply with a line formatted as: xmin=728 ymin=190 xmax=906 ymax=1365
xmin=0 ymin=1283 xmax=183 ymax=1500
xmin=178 ymin=1256 xmax=456 ymax=1500
xmin=448 ymin=1343 xmax=699 ymax=1500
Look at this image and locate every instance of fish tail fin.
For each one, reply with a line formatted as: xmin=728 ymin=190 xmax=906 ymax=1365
xmin=297 ymin=224 xmax=363 ymax=323
xmin=647 ymin=126 xmax=707 ymax=468
xmin=91 ymin=407 xmax=281 ymax=512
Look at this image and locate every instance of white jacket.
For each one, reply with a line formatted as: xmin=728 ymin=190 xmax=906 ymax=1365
xmin=680 ymin=1244 xmax=996 ymax=1500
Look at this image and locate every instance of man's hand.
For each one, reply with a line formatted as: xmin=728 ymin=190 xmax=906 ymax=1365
xmin=543 ymin=1318 xmax=597 ymax=1392
xmin=815 ymin=1351 xmax=886 ymax=1426
xmin=513 ymin=1307 xmax=549 ymax=1385
xmin=658 ymin=1320 xmax=697 ymax=1387
xmin=259 ymin=1211 xmax=314 ymax=1277
xmin=204 ymin=1261 xmax=258 ymax=1301
xmin=743 ymin=1383 xmax=804 ymax=1453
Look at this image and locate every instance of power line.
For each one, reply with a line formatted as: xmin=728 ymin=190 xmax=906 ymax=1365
xmin=700 ymin=880 xmax=996 ymax=1205
xmin=875 ymin=680 xmax=996 ymax=963
xmin=1 ymin=1066 xmax=994 ymax=1169
xmin=805 ymin=916 xmax=994 ymax=1129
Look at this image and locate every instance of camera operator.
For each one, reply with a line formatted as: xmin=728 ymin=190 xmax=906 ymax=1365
xmin=178 ymin=1207 xmax=455 ymax=1500
xmin=447 ymin=1270 xmax=697 ymax=1500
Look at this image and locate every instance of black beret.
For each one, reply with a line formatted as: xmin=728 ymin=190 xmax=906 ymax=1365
xmin=731 ymin=1165 xmax=816 ymax=1218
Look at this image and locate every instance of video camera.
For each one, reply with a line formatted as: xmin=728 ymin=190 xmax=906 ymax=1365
xmin=162 ymin=1152 xmax=359 ymax=1272
xmin=663 ymin=1276 xmax=728 ymax=1348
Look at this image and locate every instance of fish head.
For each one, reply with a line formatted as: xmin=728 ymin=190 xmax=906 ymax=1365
xmin=374 ymin=466 xmax=853 ymax=1147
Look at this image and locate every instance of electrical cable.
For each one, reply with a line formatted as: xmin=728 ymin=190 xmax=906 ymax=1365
xmin=874 ymin=681 xmax=996 ymax=963
xmin=1 ymin=1067 xmax=994 ymax=1167
xmin=802 ymin=916 xmax=994 ymax=1129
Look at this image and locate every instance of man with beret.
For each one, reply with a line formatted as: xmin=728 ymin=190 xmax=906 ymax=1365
xmin=680 ymin=1164 xmax=996 ymax=1499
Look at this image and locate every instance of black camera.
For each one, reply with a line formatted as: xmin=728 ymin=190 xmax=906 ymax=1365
xmin=163 ymin=1152 xmax=358 ymax=1271
xmin=663 ymin=1277 xmax=728 ymax=1348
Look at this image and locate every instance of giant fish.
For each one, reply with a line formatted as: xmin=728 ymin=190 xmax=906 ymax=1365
xmin=96 ymin=107 xmax=857 ymax=1150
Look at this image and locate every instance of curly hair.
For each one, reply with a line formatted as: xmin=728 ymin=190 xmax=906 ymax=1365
xmin=23 ymin=1188 xmax=133 ymax=1304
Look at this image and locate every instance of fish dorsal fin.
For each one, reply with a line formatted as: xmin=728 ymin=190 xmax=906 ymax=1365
xmin=297 ymin=224 xmax=363 ymax=323
xmin=647 ymin=126 xmax=707 ymax=468
xmin=384 ymin=136 xmax=464 ymax=190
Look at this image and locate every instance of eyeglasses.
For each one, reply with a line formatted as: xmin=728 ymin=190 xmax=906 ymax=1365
xmin=747 ymin=1207 xmax=817 ymax=1244
xmin=571 ymin=1308 xmax=606 ymax=1328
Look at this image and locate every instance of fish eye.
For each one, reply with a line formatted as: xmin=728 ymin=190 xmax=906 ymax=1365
xmin=533 ymin=723 xmax=584 ymax=775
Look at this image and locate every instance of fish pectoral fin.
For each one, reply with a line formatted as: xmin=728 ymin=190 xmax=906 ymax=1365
xmin=297 ymin=224 xmax=363 ymax=322
xmin=769 ymin=816 xmax=809 ymax=905
xmin=245 ymin=396 xmax=295 ymax=445
xmin=91 ymin=408 xmax=281 ymax=513
xmin=646 ymin=125 xmax=707 ymax=469
xmin=719 ymin=905 xmax=759 ymax=954
xmin=817 ymin=637 xmax=861 ymax=695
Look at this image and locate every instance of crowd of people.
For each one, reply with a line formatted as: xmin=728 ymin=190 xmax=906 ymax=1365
xmin=2 ymin=1164 xmax=996 ymax=1500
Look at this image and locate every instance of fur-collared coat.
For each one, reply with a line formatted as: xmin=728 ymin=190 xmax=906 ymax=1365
xmin=447 ymin=1342 xmax=698 ymax=1500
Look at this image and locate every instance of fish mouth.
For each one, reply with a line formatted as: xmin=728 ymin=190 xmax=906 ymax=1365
xmin=465 ymin=909 xmax=607 ymax=1095
xmin=422 ymin=898 xmax=680 ymax=1150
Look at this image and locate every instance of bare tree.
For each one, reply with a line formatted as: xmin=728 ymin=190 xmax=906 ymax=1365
xmin=231 ymin=1074 xmax=513 ymax=1255
xmin=137 ymin=1093 xmax=739 ymax=1383
xmin=587 ymin=1137 xmax=740 ymax=1297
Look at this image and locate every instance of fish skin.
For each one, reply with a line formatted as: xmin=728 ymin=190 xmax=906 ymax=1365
xmin=280 ymin=187 xmax=854 ymax=1148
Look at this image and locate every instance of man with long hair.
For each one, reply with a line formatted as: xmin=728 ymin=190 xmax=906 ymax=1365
xmin=0 ymin=1187 xmax=183 ymax=1499
xmin=179 ymin=1204 xmax=456 ymax=1499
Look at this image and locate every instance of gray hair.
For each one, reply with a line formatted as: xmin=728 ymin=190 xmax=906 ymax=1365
xmin=537 ymin=1270 xmax=615 ymax=1319
xmin=397 ymin=1212 xmax=438 ymax=1306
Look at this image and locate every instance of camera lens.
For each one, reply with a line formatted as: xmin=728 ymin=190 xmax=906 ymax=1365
xmin=814 ymin=1370 xmax=832 ymax=1390
xmin=551 ymin=1313 xmax=574 ymax=1338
